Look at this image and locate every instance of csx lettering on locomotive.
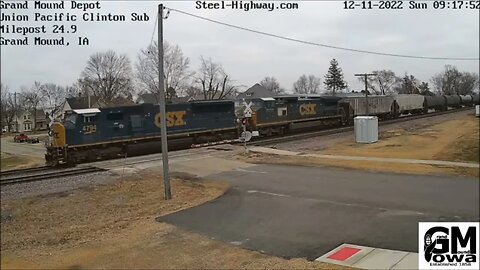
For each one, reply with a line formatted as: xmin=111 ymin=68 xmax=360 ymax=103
xmin=299 ymin=104 xmax=317 ymax=116
xmin=154 ymin=111 xmax=187 ymax=128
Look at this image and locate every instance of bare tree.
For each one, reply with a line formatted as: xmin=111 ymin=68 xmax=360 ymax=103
xmin=260 ymin=77 xmax=285 ymax=95
xmin=63 ymin=83 xmax=81 ymax=98
xmin=41 ymin=83 xmax=66 ymax=112
xmin=418 ymin=82 xmax=432 ymax=95
xmin=136 ymin=41 xmax=194 ymax=98
xmin=394 ymin=74 xmax=420 ymax=94
xmin=79 ymin=50 xmax=134 ymax=105
xmin=431 ymin=65 xmax=463 ymax=95
xmin=195 ymin=56 xmax=237 ymax=100
xmin=457 ymin=72 xmax=479 ymax=95
xmin=357 ymin=70 xmax=400 ymax=95
xmin=1 ymin=85 xmax=20 ymax=132
xmin=21 ymin=82 xmax=44 ymax=133
xmin=293 ymin=75 xmax=321 ymax=94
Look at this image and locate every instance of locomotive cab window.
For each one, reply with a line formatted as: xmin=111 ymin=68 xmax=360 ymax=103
xmin=83 ymin=115 xmax=97 ymax=123
xmin=63 ymin=114 xmax=77 ymax=129
xmin=278 ymin=107 xmax=287 ymax=116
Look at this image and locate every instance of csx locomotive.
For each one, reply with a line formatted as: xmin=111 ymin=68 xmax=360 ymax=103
xmin=45 ymin=93 xmax=479 ymax=166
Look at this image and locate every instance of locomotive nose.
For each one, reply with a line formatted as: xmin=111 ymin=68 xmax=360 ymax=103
xmin=49 ymin=122 xmax=66 ymax=147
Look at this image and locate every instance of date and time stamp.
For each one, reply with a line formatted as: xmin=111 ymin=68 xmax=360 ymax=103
xmin=342 ymin=0 xmax=480 ymax=10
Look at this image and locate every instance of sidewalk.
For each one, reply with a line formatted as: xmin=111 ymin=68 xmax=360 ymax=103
xmin=250 ymin=147 xmax=479 ymax=169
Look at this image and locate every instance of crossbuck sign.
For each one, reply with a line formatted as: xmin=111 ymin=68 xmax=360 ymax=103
xmin=243 ymin=100 xmax=253 ymax=118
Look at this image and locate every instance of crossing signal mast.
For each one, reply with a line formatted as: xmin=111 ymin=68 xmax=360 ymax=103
xmin=241 ymin=99 xmax=254 ymax=154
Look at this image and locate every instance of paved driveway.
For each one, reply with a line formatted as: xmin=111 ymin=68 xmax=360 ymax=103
xmin=159 ymin=164 xmax=479 ymax=260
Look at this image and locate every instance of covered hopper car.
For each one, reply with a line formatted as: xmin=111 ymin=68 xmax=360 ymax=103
xmin=341 ymin=96 xmax=395 ymax=117
xmin=393 ymin=94 xmax=424 ymax=116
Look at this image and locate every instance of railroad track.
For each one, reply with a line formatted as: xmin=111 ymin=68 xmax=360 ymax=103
xmin=0 ymin=166 xmax=52 ymax=178
xmin=0 ymin=166 xmax=106 ymax=186
xmin=252 ymin=107 xmax=473 ymax=146
xmin=1 ymin=107 xmax=469 ymax=186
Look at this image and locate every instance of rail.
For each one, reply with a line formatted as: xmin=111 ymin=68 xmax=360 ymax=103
xmin=0 ymin=166 xmax=106 ymax=186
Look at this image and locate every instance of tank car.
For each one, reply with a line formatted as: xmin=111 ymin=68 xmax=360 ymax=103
xmin=444 ymin=95 xmax=462 ymax=109
xmin=459 ymin=95 xmax=473 ymax=107
xmin=424 ymin=95 xmax=447 ymax=112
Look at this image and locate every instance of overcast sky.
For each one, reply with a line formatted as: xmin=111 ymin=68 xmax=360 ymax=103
xmin=1 ymin=0 xmax=479 ymax=94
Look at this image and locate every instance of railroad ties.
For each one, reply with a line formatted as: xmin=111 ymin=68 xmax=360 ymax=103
xmin=0 ymin=166 xmax=106 ymax=186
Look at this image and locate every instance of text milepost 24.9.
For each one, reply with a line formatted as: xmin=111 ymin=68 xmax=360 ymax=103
xmin=343 ymin=1 xmax=480 ymax=10
xmin=0 ymin=0 xmax=151 ymax=47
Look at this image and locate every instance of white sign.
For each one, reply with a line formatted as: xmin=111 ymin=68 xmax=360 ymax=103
xmin=243 ymin=100 xmax=253 ymax=118
xmin=419 ymin=222 xmax=479 ymax=270
xmin=240 ymin=131 xmax=252 ymax=142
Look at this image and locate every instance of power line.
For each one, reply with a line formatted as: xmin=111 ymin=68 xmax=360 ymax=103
xmin=149 ymin=13 xmax=158 ymax=46
xmin=168 ymin=7 xmax=479 ymax=61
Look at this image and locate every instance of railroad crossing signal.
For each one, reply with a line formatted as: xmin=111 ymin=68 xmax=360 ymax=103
xmin=243 ymin=100 xmax=253 ymax=118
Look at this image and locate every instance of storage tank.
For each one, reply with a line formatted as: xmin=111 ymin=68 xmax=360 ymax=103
xmin=444 ymin=95 xmax=462 ymax=108
xmin=393 ymin=94 xmax=425 ymax=115
xmin=354 ymin=116 xmax=378 ymax=143
xmin=424 ymin=95 xmax=446 ymax=111
xmin=342 ymin=96 xmax=394 ymax=116
xmin=460 ymin=95 xmax=473 ymax=106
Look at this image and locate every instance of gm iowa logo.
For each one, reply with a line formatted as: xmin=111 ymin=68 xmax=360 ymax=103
xmin=419 ymin=222 xmax=479 ymax=269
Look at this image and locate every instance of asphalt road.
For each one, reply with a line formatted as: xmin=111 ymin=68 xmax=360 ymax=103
xmin=159 ymin=164 xmax=479 ymax=260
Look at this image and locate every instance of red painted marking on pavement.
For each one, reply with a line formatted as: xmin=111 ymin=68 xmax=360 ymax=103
xmin=327 ymin=247 xmax=361 ymax=261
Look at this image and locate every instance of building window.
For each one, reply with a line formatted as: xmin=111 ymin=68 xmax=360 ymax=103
xmin=24 ymin=115 xmax=27 ymax=120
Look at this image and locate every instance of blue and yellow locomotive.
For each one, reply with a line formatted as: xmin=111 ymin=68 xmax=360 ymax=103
xmin=45 ymin=100 xmax=238 ymax=165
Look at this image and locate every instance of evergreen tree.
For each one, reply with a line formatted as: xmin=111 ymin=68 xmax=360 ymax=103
xmin=324 ymin=59 xmax=347 ymax=94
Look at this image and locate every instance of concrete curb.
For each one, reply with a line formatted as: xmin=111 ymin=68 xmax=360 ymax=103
xmin=250 ymin=147 xmax=479 ymax=168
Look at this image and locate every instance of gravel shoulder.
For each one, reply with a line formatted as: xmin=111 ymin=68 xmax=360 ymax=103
xmin=1 ymin=168 xmax=349 ymax=269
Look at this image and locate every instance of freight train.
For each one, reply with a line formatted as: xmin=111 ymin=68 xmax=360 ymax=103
xmin=45 ymin=93 xmax=479 ymax=166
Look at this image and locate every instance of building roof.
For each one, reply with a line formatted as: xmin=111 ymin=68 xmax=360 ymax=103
xmin=236 ymin=84 xmax=274 ymax=100
xmin=136 ymin=93 xmax=160 ymax=104
xmin=73 ymin=108 xmax=101 ymax=114
xmin=66 ymin=96 xmax=100 ymax=109
xmin=18 ymin=109 xmax=47 ymax=121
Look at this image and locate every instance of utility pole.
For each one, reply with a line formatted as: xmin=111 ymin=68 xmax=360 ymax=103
xmin=14 ymin=92 xmax=17 ymax=132
xmin=158 ymin=4 xmax=172 ymax=200
xmin=354 ymin=73 xmax=376 ymax=115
